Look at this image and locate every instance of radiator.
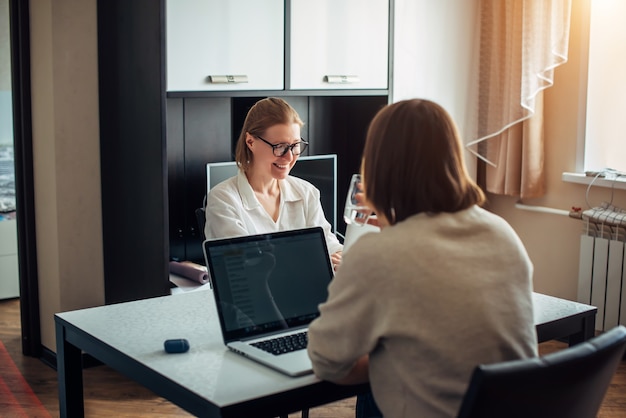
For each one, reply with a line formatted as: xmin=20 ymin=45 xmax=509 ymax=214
xmin=577 ymin=204 xmax=626 ymax=331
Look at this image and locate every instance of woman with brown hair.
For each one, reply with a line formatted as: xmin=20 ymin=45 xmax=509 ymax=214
xmin=307 ymin=99 xmax=537 ymax=417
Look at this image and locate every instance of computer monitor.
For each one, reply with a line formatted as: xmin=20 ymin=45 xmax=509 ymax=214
xmin=206 ymin=154 xmax=338 ymax=233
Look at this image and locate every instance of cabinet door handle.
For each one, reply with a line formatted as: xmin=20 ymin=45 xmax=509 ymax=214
xmin=208 ymin=75 xmax=249 ymax=84
xmin=324 ymin=75 xmax=360 ymax=84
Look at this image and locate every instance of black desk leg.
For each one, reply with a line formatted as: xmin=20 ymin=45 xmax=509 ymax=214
xmin=56 ymin=322 xmax=85 ymax=418
xmin=569 ymin=314 xmax=597 ymax=346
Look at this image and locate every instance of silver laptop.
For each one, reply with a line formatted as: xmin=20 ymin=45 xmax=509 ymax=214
xmin=202 ymin=227 xmax=334 ymax=376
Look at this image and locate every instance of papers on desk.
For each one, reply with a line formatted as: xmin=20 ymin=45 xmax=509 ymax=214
xmin=170 ymin=275 xmax=211 ymax=294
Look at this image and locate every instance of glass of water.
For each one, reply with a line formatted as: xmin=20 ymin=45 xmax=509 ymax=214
xmin=343 ymin=174 xmax=372 ymax=226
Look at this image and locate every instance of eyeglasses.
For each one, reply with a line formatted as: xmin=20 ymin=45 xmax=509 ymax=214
xmin=255 ymin=135 xmax=309 ymax=157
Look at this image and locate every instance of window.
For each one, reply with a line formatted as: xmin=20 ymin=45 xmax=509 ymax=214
xmin=0 ymin=0 xmax=16 ymax=214
xmin=564 ymin=0 xmax=626 ymax=190
xmin=580 ymin=0 xmax=626 ymax=175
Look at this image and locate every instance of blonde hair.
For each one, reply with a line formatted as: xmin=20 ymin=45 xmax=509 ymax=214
xmin=234 ymin=98 xmax=304 ymax=172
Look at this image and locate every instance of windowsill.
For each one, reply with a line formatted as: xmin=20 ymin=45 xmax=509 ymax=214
xmin=562 ymin=172 xmax=626 ymax=191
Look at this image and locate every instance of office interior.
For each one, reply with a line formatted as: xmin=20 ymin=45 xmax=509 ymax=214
xmin=2 ymin=0 xmax=625 ymax=380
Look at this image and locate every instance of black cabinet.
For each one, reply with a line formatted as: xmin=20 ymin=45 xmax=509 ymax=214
xmin=167 ymin=98 xmax=232 ymax=263
xmin=98 ymin=0 xmax=171 ymax=304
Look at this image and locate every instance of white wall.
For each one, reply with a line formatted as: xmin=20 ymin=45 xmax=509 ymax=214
xmin=392 ymin=0 xmax=480 ymax=175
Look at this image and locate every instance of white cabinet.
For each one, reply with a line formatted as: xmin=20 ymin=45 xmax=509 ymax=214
xmin=166 ymin=0 xmax=285 ymax=92
xmin=289 ymin=0 xmax=389 ymax=90
xmin=0 ymin=219 xmax=19 ymax=300
xmin=166 ymin=0 xmax=390 ymax=93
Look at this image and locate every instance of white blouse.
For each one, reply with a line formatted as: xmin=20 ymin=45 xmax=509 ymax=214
xmin=205 ymin=170 xmax=343 ymax=255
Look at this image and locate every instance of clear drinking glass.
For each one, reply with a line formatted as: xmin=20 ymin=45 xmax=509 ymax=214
xmin=343 ymin=174 xmax=372 ymax=226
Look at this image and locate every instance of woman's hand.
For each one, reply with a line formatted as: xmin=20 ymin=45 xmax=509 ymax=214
xmin=331 ymin=251 xmax=342 ymax=271
xmin=365 ymin=214 xmax=380 ymax=228
xmin=355 ymin=192 xmax=382 ymax=228
xmin=335 ymin=355 xmax=370 ymax=385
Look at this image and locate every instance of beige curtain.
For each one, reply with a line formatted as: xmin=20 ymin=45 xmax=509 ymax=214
xmin=467 ymin=0 xmax=571 ymax=199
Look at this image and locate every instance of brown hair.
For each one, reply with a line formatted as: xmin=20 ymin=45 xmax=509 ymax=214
xmin=362 ymin=99 xmax=485 ymax=224
xmin=234 ymin=97 xmax=304 ymax=172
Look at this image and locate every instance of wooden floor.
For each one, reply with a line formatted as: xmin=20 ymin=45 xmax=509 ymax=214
xmin=1 ymin=297 xmax=625 ymax=417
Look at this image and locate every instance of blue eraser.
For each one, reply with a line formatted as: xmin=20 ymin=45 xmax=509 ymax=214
xmin=164 ymin=338 xmax=190 ymax=353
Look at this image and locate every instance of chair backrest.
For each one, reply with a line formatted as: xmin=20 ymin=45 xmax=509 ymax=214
xmin=457 ymin=325 xmax=626 ymax=418
xmin=195 ymin=206 xmax=206 ymax=240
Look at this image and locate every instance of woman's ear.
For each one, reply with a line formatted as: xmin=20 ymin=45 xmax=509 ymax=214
xmin=245 ymin=133 xmax=255 ymax=150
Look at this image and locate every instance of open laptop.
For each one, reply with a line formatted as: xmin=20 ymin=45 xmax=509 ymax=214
xmin=202 ymin=227 xmax=334 ymax=376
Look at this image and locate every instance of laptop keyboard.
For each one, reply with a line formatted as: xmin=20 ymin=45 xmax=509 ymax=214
xmin=252 ymin=331 xmax=308 ymax=355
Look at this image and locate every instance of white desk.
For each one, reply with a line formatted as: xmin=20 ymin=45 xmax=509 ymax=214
xmin=55 ymin=289 xmax=596 ymax=418
xmin=55 ymin=287 xmax=368 ymax=418
xmin=532 ymin=292 xmax=597 ymax=345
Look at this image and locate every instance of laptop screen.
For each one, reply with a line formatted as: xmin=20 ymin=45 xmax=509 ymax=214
xmin=204 ymin=227 xmax=334 ymax=342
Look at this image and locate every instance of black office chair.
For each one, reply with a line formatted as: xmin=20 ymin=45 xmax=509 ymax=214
xmin=195 ymin=206 xmax=206 ymax=240
xmin=457 ymin=325 xmax=626 ymax=418
xmin=196 ymin=195 xmax=207 ymax=240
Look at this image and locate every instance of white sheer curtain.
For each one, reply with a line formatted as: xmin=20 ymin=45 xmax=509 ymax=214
xmin=467 ymin=0 xmax=571 ymax=198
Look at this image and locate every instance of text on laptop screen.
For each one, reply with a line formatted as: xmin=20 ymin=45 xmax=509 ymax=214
xmin=207 ymin=228 xmax=333 ymax=341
